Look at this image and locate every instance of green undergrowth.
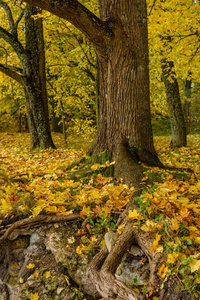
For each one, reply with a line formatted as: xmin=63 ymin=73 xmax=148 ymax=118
xmin=66 ymin=149 xmax=114 ymax=182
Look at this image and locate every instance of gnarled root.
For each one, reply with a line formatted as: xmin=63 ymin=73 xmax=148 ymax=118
xmin=87 ymin=222 xmax=161 ymax=300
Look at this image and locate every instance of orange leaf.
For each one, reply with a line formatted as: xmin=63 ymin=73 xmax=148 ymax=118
xmin=92 ymin=205 xmax=102 ymax=215
xmin=158 ymin=264 xmax=169 ymax=278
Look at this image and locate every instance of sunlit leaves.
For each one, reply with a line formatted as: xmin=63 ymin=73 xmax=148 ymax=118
xmin=128 ymin=209 xmax=144 ymax=221
xmin=30 ymin=292 xmax=39 ymax=300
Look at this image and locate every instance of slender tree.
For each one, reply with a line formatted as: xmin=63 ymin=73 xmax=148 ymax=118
xmin=161 ymin=58 xmax=187 ymax=147
xmin=0 ymin=1 xmax=55 ymax=149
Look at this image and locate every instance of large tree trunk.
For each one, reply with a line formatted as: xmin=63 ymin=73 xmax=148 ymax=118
xmin=90 ymin=0 xmax=160 ymax=167
xmin=161 ymin=59 xmax=187 ymax=147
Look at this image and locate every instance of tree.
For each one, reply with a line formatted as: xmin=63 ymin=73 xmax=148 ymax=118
xmin=161 ymin=58 xmax=187 ymax=147
xmin=0 ymin=1 xmax=55 ymax=149
xmin=22 ymin=0 xmax=162 ymax=166
xmin=148 ymin=0 xmax=200 ymax=143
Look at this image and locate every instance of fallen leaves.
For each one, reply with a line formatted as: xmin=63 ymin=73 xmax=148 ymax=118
xmin=0 ymin=132 xmax=200 ymax=292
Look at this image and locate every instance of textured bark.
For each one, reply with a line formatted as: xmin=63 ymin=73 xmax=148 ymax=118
xmin=161 ymin=59 xmax=187 ymax=147
xmin=87 ymin=223 xmax=145 ymax=300
xmin=24 ymin=4 xmax=55 ymax=149
xmin=0 ymin=2 xmax=55 ymax=149
xmin=25 ymin=90 xmax=40 ymax=149
xmin=89 ymin=0 xmax=160 ymax=167
xmin=183 ymin=77 xmax=192 ymax=133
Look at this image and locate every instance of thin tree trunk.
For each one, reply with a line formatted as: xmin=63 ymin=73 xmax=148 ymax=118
xmin=161 ymin=59 xmax=187 ymax=147
xmin=183 ymin=77 xmax=192 ymax=133
xmin=25 ymin=90 xmax=40 ymax=149
xmin=24 ymin=4 xmax=55 ymax=149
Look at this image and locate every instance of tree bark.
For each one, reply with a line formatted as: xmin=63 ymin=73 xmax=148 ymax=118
xmin=24 ymin=4 xmax=55 ymax=149
xmin=90 ymin=1 xmax=161 ymax=167
xmin=183 ymin=77 xmax=192 ymax=133
xmin=161 ymin=59 xmax=187 ymax=147
xmin=0 ymin=2 xmax=55 ymax=149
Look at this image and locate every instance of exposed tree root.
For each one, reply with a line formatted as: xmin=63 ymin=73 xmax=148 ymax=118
xmin=87 ymin=221 xmax=161 ymax=300
xmin=87 ymin=140 xmax=163 ymax=299
xmin=0 ymin=213 xmax=79 ymax=244
xmin=114 ymin=143 xmax=146 ymax=188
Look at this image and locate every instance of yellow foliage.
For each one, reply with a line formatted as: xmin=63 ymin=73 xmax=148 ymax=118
xmin=30 ymin=292 xmax=39 ymax=300
xmin=45 ymin=271 xmax=51 ymax=279
xmin=26 ymin=263 xmax=35 ymax=269
xmin=167 ymin=252 xmax=180 ymax=264
xmin=189 ymin=260 xmax=200 ymax=273
xmin=127 ymin=209 xmax=144 ymax=221
xmin=150 ymin=233 xmax=161 ymax=252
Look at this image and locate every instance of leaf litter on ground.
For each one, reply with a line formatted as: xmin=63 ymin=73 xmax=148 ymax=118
xmin=0 ymin=132 xmax=200 ymax=296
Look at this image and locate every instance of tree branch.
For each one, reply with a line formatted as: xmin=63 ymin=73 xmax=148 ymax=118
xmin=60 ymin=20 xmax=96 ymax=68
xmin=0 ymin=63 xmax=24 ymax=84
xmin=0 ymin=26 xmax=28 ymax=66
xmin=15 ymin=10 xmax=25 ymax=29
xmin=0 ymin=0 xmax=17 ymax=36
xmin=20 ymin=0 xmax=113 ymax=47
xmin=0 ymin=45 xmax=8 ymax=64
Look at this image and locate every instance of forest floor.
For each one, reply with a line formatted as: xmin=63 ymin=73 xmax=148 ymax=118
xmin=0 ymin=132 xmax=200 ymax=299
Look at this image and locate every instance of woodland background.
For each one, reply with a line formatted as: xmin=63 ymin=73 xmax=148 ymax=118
xmin=0 ymin=1 xmax=200 ymax=300
xmin=0 ymin=0 xmax=200 ymax=138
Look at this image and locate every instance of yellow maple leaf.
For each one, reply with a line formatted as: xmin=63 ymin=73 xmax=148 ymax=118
xmin=30 ymin=292 xmax=39 ymax=300
xmin=127 ymin=209 xmax=143 ymax=220
xmin=19 ymin=277 xmax=24 ymax=284
xmin=91 ymin=163 xmax=101 ymax=170
xmin=158 ymin=264 xmax=169 ymax=278
xmin=150 ymin=233 xmax=161 ymax=252
xmin=33 ymin=272 xmax=39 ymax=278
xmin=26 ymin=263 xmax=35 ymax=269
xmin=155 ymin=245 xmax=164 ymax=254
xmin=45 ymin=271 xmax=51 ymax=279
xmin=32 ymin=206 xmax=43 ymax=217
xmin=117 ymin=224 xmax=125 ymax=235
xmin=167 ymin=252 xmax=180 ymax=264
xmin=67 ymin=236 xmax=76 ymax=244
xmin=80 ymin=205 xmax=92 ymax=216
xmin=76 ymin=244 xmax=89 ymax=255
xmin=46 ymin=206 xmax=58 ymax=213
xmin=170 ymin=218 xmax=179 ymax=231
xmin=189 ymin=259 xmax=200 ymax=273
xmin=141 ymin=220 xmax=157 ymax=232
xmin=195 ymin=237 xmax=200 ymax=245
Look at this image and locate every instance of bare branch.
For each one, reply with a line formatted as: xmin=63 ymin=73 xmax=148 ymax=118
xmin=0 ymin=45 xmax=8 ymax=64
xmin=148 ymin=0 xmax=157 ymax=16
xmin=0 ymin=63 xmax=24 ymax=84
xmin=0 ymin=26 xmax=28 ymax=66
xmin=20 ymin=0 xmax=112 ymax=47
xmin=0 ymin=0 xmax=17 ymax=36
xmin=15 ymin=10 xmax=25 ymax=29
xmin=60 ymin=20 xmax=96 ymax=68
